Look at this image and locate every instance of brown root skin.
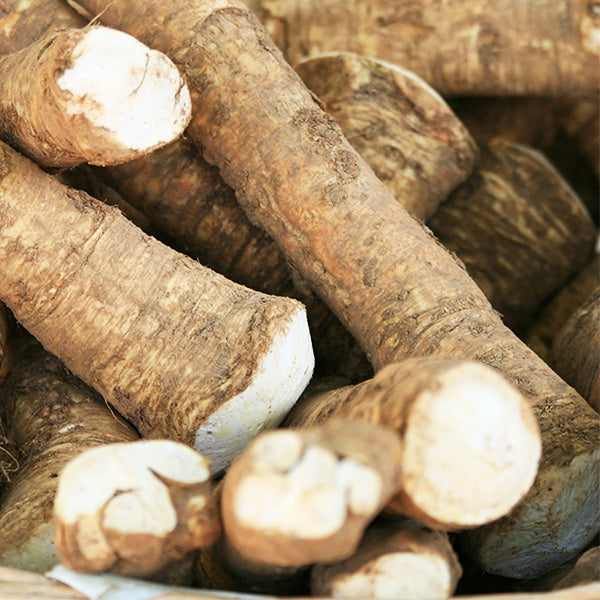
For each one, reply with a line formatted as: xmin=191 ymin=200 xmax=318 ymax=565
xmin=0 ymin=140 xmax=314 ymax=473
xmin=0 ymin=26 xmax=191 ymax=168
xmin=0 ymin=334 xmax=139 ymax=573
xmin=96 ymin=141 xmax=372 ymax=383
xmin=295 ymin=52 xmax=477 ymax=221
xmin=525 ymin=255 xmax=600 ymax=362
xmin=428 ymin=138 xmax=596 ymax=333
xmin=54 ymin=440 xmax=221 ymax=578
xmin=66 ymin=0 xmax=600 ymax=578
xmin=551 ymin=288 xmax=600 ymax=412
xmin=0 ymin=0 xmax=371 ymax=384
xmin=285 ymin=357 xmax=541 ymax=531
xmin=246 ymin=0 xmax=599 ymax=97
xmin=0 ymin=0 xmax=84 ymax=53
xmin=55 ymin=166 xmax=159 ymax=237
xmin=220 ymin=419 xmax=403 ymax=569
xmin=310 ymin=518 xmax=462 ymax=600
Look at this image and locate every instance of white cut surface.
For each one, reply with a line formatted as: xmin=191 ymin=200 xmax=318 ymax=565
xmin=55 ymin=440 xmax=210 ymax=537
xmin=57 ymin=26 xmax=191 ymax=151
xmin=194 ymin=305 xmax=315 ymax=474
xmin=402 ymin=362 xmax=541 ymax=527
xmin=327 ymin=553 xmax=451 ymax=600
xmin=232 ymin=436 xmax=383 ymax=539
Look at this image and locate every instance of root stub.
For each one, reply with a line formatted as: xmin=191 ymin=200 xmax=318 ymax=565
xmin=221 ymin=419 xmax=403 ymax=568
xmin=54 ymin=440 xmax=221 ymax=577
xmin=0 ymin=26 xmax=191 ymax=168
xmin=310 ymin=519 xmax=462 ymax=600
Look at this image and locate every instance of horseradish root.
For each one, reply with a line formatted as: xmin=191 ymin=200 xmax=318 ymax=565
xmin=428 ymin=137 xmax=596 ymax=332
xmin=74 ymin=0 xmax=600 ymax=577
xmin=54 ymin=440 xmax=221 ymax=577
xmin=285 ymin=357 xmax=541 ymax=530
xmin=551 ymin=288 xmax=600 ymax=412
xmin=295 ymin=52 xmax=477 ymax=221
xmin=220 ymin=419 xmax=402 ymax=568
xmin=0 ymin=26 xmax=191 ymax=167
xmin=0 ymin=334 xmax=139 ymax=572
xmin=0 ymin=140 xmax=314 ymax=474
xmin=245 ymin=0 xmax=600 ymax=97
xmin=96 ymin=139 xmax=372 ymax=382
xmin=526 ymin=253 xmax=599 ymax=358
xmin=310 ymin=518 xmax=462 ymax=600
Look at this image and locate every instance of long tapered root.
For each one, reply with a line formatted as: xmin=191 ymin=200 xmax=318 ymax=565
xmin=0 ymin=140 xmax=314 ymax=475
xmin=221 ymin=419 xmax=402 ymax=568
xmin=0 ymin=26 xmax=191 ymax=167
xmin=54 ymin=440 xmax=221 ymax=577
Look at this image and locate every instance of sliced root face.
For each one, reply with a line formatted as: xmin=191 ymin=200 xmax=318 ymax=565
xmin=461 ymin=447 xmax=600 ymax=579
xmin=54 ymin=440 xmax=219 ymax=577
xmin=394 ymin=362 xmax=541 ymax=530
xmin=194 ymin=305 xmax=314 ymax=475
xmin=57 ymin=26 xmax=191 ymax=162
xmin=311 ymin=520 xmax=461 ymax=600
xmin=235 ymin=436 xmax=381 ymax=537
xmin=318 ymin=553 xmax=452 ymax=600
xmin=223 ymin=422 xmax=397 ymax=567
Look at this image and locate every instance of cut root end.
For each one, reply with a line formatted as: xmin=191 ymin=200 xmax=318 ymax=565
xmin=194 ymin=306 xmax=314 ymax=475
xmin=394 ymin=362 xmax=542 ymax=530
xmin=57 ymin=26 xmax=191 ymax=163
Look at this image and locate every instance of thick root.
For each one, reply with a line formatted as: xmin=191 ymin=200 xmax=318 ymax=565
xmin=286 ymin=357 xmax=541 ymax=530
xmin=220 ymin=419 xmax=402 ymax=568
xmin=0 ymin=26 xmax=191 ymax=167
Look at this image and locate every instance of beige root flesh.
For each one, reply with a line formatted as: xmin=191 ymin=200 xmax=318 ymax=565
xmin=54 ymin=440 xmax=221 ymax=577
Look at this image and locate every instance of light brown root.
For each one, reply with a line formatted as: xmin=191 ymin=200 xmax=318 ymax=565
xmin=525 ymin=254 xmax=600 ymax=361
xmin=295 ymin=52 xmax=477 ymax=221
xmin=428 ymin=138 xmax=597 ymax=333
xmin=0 ymin=334 xmax=139 ymax=572
xmin=0 ymin=140 xmax=314 ymax=474
xmin=551 ymin=288 xmax=600 ymax=412
xmin=286 ymin=357 xmax=541 ymax=530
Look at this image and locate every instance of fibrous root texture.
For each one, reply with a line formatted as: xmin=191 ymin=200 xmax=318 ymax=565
xmin=0 ymin=140 xmax=314 ymax=474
